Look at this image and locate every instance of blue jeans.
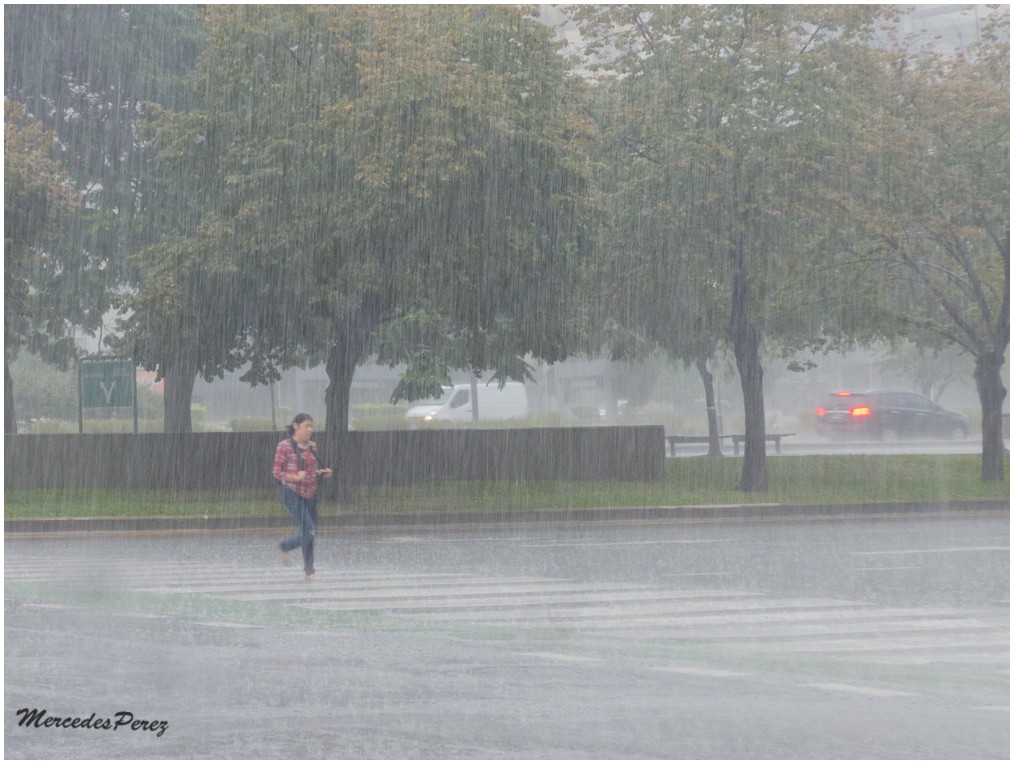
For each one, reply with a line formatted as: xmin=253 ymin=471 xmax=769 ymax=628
xmin=279 ymin=486 xmax=318 ymax=574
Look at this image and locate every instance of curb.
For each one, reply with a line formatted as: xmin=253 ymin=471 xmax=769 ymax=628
xmin=5 ymin=499 xmax=1008 ymax=536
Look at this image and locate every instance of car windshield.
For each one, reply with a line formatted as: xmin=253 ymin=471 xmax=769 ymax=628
xmin=411 ymin=387 xmax=454 ymax=406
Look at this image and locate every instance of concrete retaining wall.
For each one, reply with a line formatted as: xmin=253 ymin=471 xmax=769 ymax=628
xmin=4 ymin=426 xmax=665 ymax=492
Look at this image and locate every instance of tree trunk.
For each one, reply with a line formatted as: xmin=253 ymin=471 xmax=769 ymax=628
xmin=323 ymin=296 xmax=387 ymax=498
xmin=695 ymin=354 xmax=723 ymax=457
xmin=4 ymin=357 xmax=17 ymax=434
xmin=162 ymin=364 xmax=196 ymax=433
xmin=975 ymin=348 xmax=1008 ymax=482
xmin=324 ymin=339 xmax=358 ymax=444
xmin=323 ymin=339 xmax=358 ymax=500
xmin=5 ymin=357 xmax=16 ymax=434
xmin=469 ymin=372 xmax=480 ymax=423
xmin=731 ymin=261 xmax=768 ymax=492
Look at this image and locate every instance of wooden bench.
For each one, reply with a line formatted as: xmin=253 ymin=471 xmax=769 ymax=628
xmin=666 ymin=433 xmax=795 ymax=456
xmin=729 ymin=433 xmax=795 ymax=455
xmin=665 ymin=434 xmax=732 ymax=456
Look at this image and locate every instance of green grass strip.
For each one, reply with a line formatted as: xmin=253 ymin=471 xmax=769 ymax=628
xmin=4 ymin=455 xmax=1008 ymax=520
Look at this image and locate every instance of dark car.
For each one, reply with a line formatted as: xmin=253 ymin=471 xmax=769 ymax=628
xmin=815 ymin=389 xmax=970 ymax=440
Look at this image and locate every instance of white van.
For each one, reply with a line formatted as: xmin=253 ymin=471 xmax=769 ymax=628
xmin=405 ymin=381 xmax=528 ymax=424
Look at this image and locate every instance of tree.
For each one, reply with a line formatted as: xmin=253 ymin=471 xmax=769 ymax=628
xmin=874 ymin=339 xmax=972 ymax=402
xmin=4 ymin=100 xmax=82 ymax=432
xmin=109 ymin=106 xmax=255 ymax=432
xmin=568 ymin=5 xmax=892 ymax=490
xmin=142 ymin=5 xmax=594 ymax=446
xmin=853 ymin=10 xmax=1009 ymax=480
xmin=377 ymin=7 xmax=597 ymax=408
xmin=5 ymin=5 xmax=203 ymax=305
xmin=585 ymin=79 xmax=729 ymax=454
xmin=5 ymin=6 xmax=205 ymax=431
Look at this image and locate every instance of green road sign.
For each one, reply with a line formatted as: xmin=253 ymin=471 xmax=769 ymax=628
xmin=81 ymin=359 xmax=135 ymax=409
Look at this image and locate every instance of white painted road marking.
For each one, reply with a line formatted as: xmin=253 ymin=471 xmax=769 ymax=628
xmin=851 ymin=546 xmax=1009 ymax=555
xmin=514 ymin=652 xmax=603 ymax=663
xmin=656 ymin=665 xmax=751 ymax=678
xmin=804 ymin=682 xmax=917 ymax=698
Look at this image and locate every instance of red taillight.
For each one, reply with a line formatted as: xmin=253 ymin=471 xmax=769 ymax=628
xmin=816 ymin=407 xmax=826 ymax=416
xmin=850 ymin=406 xmax=872 ymax=418
xmin=834 ymin=391 xmax=853 ymax=397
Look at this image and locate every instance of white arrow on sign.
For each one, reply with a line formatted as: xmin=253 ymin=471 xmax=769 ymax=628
xmin=99 ymin=380 xmax=117 ymax=405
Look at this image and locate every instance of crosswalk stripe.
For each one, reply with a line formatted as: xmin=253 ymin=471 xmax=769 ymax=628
xmin=590 ymin=617 xmax=1002 ymax=641
xmin=135 ymin=576 xmax=591 ymax=594
xmin=405 ymin=597 xmax=862 ymax=622
xmin=656 ymin=665 xmax=751 ymax=678
xmin=514 ymin=652 xmax=603 ymax=663
xmin=855 ymin=651 xmax=1009 ymax=666
xmin=804 ymin=682 xmax=918 ymax=698
xmin=489 ymin=606 xmax=962 ymax=627
xmin=735 ymin=632 xmax=1010 ymax=653
xmin=236 ymin=586 xmax=754 ymax=603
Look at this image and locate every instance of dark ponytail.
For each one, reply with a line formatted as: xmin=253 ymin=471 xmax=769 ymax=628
xmin=286 ymin=413 xmax=313 ymax=437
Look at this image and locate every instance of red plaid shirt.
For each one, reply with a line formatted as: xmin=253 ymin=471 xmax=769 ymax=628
xmin=272 ymin=438 xmax=321 ymax=499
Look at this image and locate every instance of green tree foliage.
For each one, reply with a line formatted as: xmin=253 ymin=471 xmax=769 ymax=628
xmin=584 ymin=78 xmax=729 ymax=453
xmin=371 ymin=7 xmax=598 ymax=407
xmin=568 ymin=5 xmax=893 ymax=490
xmin=851 ymin=10 xmax=1010 ymax=480
xmin=4 ymin=6 xmax=203 ymax=264
xmin=109 ymin=104 xmax=254 ymax=432
xmin=5 ymin=5 xmax=204 ymax=431
xmin=4 ymin=100 xmax=81 ymax=432
xmin=135 ymin=5 xmax=594 ymax=438
xmin=111 ymin=225 xmax=254 ymax=433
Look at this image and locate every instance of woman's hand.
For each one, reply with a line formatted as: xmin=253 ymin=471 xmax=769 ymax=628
xmin=289 ymin=471 xmax=307 ymax=483
xmin=317 ymin=468 xmax=333 ymax=478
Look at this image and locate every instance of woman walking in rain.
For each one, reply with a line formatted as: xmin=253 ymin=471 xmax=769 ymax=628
xmin=273 ymin=413 xmax=332 ymax=581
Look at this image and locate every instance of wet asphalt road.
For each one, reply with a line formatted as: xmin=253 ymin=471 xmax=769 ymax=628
xmin=5 ymin=509 xmax=1009 ymax=759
